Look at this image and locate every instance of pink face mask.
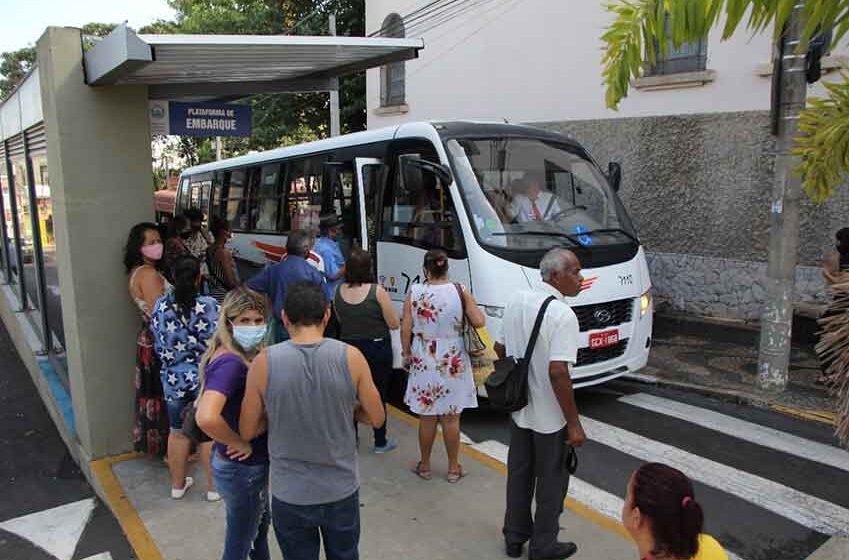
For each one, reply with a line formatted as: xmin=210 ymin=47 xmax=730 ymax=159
xmin=141 ymin=242 xmax=164 ymax=261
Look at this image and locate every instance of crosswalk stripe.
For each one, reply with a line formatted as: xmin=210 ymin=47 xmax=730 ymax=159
xmin=469 ymin=439 xmax=745 ymax=560
xmin=581 ymin=416 xmax=849 ymax=535
xmin=618 ymin=393 xmax=849 ymax=472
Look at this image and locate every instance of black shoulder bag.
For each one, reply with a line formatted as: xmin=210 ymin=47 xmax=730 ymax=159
xmin=484 ymin=296 xmax=555 ymax=412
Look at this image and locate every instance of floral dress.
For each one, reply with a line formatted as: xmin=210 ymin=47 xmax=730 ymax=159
xmin=404 ymin=282 xmax=478 ymax=415
xmin=129 ymin=265 xmax=172 ymax=457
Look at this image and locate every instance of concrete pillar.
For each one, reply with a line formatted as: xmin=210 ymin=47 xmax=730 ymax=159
xmin=37 ymin=27 xmax=154 ymax=459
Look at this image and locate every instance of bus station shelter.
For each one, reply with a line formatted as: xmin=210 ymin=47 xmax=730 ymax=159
xmin=0 ymin=25 xmax=421 ymax=464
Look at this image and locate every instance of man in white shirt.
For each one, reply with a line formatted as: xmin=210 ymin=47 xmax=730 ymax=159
xmin=510 ymin=176 xmax=561 ymax=223
xmin=495 ymin=248 xmax=586 ymax=560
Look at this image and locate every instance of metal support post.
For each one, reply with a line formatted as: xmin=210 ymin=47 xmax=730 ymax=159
xmin=329 ymin=14 xmax=341 ymax=137
xmin=0 ymin=160 xmax=13 ymax=284
xmin=23 ymin=137 xmax=52 ymax=355
xmin=757 ymin=5 xmax=808 ymax=391
xmin=4 ymin=141 xmax=28 ymax=311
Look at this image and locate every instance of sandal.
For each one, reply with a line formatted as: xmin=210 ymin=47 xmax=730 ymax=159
xmin=446 ymin=466 xmax=466 ymax=483
xmin=411 ymin=462 xmax=432 ymax=481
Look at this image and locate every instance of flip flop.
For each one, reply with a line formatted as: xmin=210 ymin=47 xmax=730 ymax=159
xmin=411 ymin=462 xmax=432 ymax=481
xmin=446 ymin=466 xmax=466 ymax=483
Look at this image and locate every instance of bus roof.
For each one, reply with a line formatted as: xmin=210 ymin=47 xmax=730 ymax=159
xmin=179 ymin=120 xmax=585 ymax=177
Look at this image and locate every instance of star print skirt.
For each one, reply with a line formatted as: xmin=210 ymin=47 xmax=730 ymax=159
xmin=134 ymin=322 xmax=169 ymax=457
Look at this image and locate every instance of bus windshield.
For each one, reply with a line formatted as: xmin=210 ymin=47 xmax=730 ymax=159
xmin=446 ymin=137 xmax=637 ymax=254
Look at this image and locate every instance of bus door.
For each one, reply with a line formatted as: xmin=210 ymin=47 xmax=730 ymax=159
xmin=354 ymin=158 xmax=385 ymax=253
xmin=374 ymin=146 xmax=471 ymax=311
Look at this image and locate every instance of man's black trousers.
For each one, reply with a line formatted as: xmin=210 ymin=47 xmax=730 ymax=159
xmin=503 ymin=420 xmax=571 ymax=555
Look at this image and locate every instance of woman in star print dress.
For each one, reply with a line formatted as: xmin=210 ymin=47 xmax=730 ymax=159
xmin=152 ymin=255 xmax=220 ymax=499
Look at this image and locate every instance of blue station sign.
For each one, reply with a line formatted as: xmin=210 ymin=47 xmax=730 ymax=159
xmin=149 ymin=101 xmax=252 ymax=137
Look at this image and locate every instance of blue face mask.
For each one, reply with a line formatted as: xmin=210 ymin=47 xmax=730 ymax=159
xmin=232 ymin=324 xmax=267 ymax=350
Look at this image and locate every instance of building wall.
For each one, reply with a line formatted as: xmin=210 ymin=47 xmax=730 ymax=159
xmin=366 ymin=0 xmax=847 ymax=126
xmin=365 ymin=0 xmax=849 ymax=321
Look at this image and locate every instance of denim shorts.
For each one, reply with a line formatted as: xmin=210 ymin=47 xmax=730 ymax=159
xmin=165 ymin=397 xmax=193 ymax=433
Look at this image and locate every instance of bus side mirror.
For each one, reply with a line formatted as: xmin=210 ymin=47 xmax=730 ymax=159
xmin=400 ymin=155 xmax=453 ymax=191
xmin=607 ymin=161 xmax=622 ymax=192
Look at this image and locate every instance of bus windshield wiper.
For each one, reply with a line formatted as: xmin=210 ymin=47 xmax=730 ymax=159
xmin=491 ymin=231 xmax=582 ymax=246
xmin=582 ymin=228 xmax=639 ymax=244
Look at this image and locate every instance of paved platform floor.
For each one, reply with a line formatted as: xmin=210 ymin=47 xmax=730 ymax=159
xmin=111 ymin=408 xmax=634 ymax=560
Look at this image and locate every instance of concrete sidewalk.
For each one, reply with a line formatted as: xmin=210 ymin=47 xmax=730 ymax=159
xmin=98 ymin=407 xmax=634 ymax=560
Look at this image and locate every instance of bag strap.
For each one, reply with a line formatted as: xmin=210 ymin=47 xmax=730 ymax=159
xmin=453 ymin=282 xmax=467 ymax=319
xmin=523 ymin=296 xmax=556 ymax=363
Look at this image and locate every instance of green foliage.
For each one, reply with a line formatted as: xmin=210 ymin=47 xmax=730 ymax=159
xmin=602 ymin=0 xmax=849 ymax=200
xmin=1 ymin=22 xmax=121 ymax=99
xmin=603 ymin=1 xmax=849 ymax=110
xmin=794 ymin=72 xmax=849 ymax=202
xmin=0 ymin=47 xmax=35 ymax=100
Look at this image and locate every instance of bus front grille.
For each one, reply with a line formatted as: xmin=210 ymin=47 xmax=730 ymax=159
xmin=572 ymin=298 xmax=634 ymax=332
xmin=576 ymin=339 xmax=629 ymax=367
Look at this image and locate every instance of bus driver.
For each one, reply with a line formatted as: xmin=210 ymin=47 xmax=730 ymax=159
xmin=510 ymin=173 xmax=561 ymax=223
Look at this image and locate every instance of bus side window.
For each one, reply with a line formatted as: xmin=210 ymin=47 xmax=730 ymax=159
xmin=211 ymin=172 xmax=226 ymax=219
xmin=381 ymin=151 xmax=463 ymax=255
xmin=177 ymin=178 xmax=191 ymax=214
xmin=286 ymin=157 xmax=324 ymax=232
xmin=254 ymin=164 xmax=282 ymax=232
xmin=224 ymin=169 xmax=249 ymax=230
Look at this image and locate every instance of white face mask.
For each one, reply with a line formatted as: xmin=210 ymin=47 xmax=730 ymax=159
xmin=231 ymin=323 xmax=267 ymax=350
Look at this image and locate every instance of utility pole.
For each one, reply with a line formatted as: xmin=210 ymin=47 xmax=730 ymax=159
xmin=215 ymin=137 xmax=223 ymax=161
xmin=329 ymin=14 xmax=341 ymax=137
xmin=757 ymin=4 xmax=808 ymax=391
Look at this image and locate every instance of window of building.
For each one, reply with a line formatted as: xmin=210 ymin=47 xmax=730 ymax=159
xmin=381 ymin=152 xmax=463 ymax=255
xmin=379 ymin=13 xmax=406 ymax=107
xmin=646 ymin=15 xmax=707 ymax=76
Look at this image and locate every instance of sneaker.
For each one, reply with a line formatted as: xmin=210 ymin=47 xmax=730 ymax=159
xmin=373 ymin=438 xmax=398 ymax=454
xmin=171 ymin=476 xmax=194 ymax=500
xmin=206 ymin=490 xmax=221 ymax=502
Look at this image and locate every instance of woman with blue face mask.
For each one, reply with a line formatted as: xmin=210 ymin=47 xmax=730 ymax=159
xmin=196 ymin=287 xmax=271 ymax=560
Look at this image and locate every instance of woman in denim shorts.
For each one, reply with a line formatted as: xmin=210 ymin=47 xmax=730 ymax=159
xmin=151 ymin=255 xmax=219 ymax=500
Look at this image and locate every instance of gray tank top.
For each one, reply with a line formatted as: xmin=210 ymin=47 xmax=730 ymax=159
xmin=265 ymin=338 xmax=358 ymax=505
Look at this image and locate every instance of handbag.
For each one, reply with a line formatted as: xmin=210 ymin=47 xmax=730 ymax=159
xmin=484 ymin=296 xmax=555 ymax=412
xmin=453 ymin=283 xmax=486 ymax=357
xmin=180 ymin=398 xmax=211 ymax=444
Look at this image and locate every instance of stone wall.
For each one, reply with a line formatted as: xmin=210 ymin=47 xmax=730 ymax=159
xmin=536 ymin=111 xmax=847 ymax=320
xmin=646 ymin=251 xmax=825 ymax=321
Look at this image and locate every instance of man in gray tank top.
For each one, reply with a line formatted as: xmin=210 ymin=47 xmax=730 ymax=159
xmin=240 ymin=282 xmax=385 ymax=560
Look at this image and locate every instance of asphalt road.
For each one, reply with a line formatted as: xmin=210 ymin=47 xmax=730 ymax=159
xmin=392 ymin=379 xmax=848 ymax=560
xmin=0 ymin=321 xmax=134 ymax=560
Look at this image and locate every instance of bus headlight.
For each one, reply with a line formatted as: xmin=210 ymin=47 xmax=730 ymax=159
xmin=640 ymin=291 xmax=652 ymax=316
xmin=483 ymin=306 xmax=504 ymax=318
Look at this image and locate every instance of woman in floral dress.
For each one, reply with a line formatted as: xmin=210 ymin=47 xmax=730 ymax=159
xmin=402 ymin=249 xmax=485 ymax=482
xmin=125 ymin=222 xmax=172 ymax=457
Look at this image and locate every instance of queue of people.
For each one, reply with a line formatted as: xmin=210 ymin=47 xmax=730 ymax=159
xmin=124 ymin=213 xmax=728 ymax=560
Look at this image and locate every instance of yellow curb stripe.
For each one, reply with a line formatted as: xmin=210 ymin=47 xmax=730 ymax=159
xmin=388 ymin=406 xmax=632 ymax=542
xmin=769 ymin=404 xmax=836 ymax=425
xmin=90 ymin=452 xmax=164 ymax=560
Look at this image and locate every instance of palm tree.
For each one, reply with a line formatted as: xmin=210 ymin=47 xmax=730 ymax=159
xmin=601 ymin=0 xmax=849 ymax=443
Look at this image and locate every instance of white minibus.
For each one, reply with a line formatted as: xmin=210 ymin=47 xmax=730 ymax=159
xmin=174 ymin=121 xmax=653 ymax=388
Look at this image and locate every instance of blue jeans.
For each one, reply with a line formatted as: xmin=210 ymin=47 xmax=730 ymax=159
xmin=271 ymin=491 xmax=360 ymax=560
xmin=212 ymin=453 xmax=270 ymax=560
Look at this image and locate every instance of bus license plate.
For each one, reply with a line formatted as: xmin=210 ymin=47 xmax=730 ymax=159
xmin=589 ymin=329 xmax=619 ymax=349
